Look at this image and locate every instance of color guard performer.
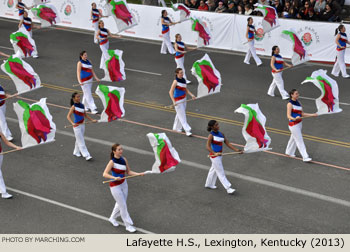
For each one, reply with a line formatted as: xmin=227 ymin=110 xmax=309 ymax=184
xmin=103 ymin=143 xmax=144 ymax=233
xmin=91 ymin=2 xmax=107 ymax=44
xmin=0 ymin=85 xmax=13 ymax=141
xmin=331 ymin=24 xmax=350 ymax=78
xmin=174 ymin=34 xmax=196 ymax=84
xmin=16 ymin=0 xmax=32 ymax=20
xmin=160 ymin=10 xmax=177 ymax=55
xmin=244 ymin=17 xmax=262 ymax=66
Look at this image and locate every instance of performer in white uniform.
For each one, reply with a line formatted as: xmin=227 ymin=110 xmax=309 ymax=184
xmin=174 ymin=34 xmax=196 ymax=84
xmin=16 ymin=0 xmax=32 ymax=21
xmin=77 ymin=51 xmax=100 ymax=114
xmin=169 ymin=68 xmax=196 ymax=136
xmin=103 ymin=143 xmax=144 ymax=233
xmin=160 ymin=10 xmax=177 ymax=55
xmin=0 ymin=132 xmax=21 ymax=199
xmin=244 ymin=17 xmax=262 ymax=66
xmin=331 ymin=24 xmax=350 ymax=78
xmin=267 ymin=46 xmax=291 ymax=100
xmin=285 ymin=89 xmax=317 ymax=162
xmin=66 ymin=92 xmax=97 ymax=161
xmin=0 ymin=85 xmax=13 ymax=141
xmin=205 ymin=120 xmax=242 ymax=194
xmin=91 ymin=2 xmax=107 ymax=44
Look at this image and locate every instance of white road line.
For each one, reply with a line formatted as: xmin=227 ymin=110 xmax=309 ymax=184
xmin=125 ymin=67 xmax=162 ymax=76
xmin=299 ymin=96 xmax=350 ymax=106
xmin=6 ymin=117 xmax=350 ymax=209
xmin=6 ymin=187 xmax=154 ymax=234
xmin=0 ymin=45 xmax=14 ymax=50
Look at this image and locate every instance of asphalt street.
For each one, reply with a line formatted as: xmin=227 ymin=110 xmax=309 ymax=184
xmin=0 ymin=18 xmax=349 ymax=234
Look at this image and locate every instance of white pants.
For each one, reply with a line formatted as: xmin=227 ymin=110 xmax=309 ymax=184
xmin=93 ymin=22 xmax=99 ymax=44
xmin=81 ymin=81 xmax=97 ymax=111
xmin=0 ymin=105 xmax=12 ymax=139
xmin=205 ymin=156 xmax=231 ymax=190
xmin=173 ymin=101 xmax=191 ymax=133
xmin=73 ymin=124 xmax=90 ymax=157
xmin=244 ymin=40 xmax=262 ymax=65
xmin=99 ymin=41 xmax=110 ymax=70
xmin=0 ymin=155 xmax=7 ymax=194
xmin=285 ymin=123 xmax=309 ymax=159
xmin=267 ymin=72 xmax=289 ymax=98
xmin=160 ymin=32 xmax=175 ymax=54
xmin=175 ymin=57 xmax=188 ymax=80
xmin=110 ymin=181 xmax=133 ymax=228
xmin=332 ymin=50 xmax=348 ymax=77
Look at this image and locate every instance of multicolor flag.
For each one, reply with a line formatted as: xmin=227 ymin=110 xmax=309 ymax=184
xmin=255 ymin=4 xmax=279 ymax=33
xmin=31 ymin=4 xmax=60 ymax=27
xmin=105 ymin=0 xmax=137 ymax=33
xmin=282 ymin=29 xmax=309 ymax=66
xmin=102 ymin=49 xmax=126 ymax=82
xmin=234 ymin=103 xmax=271 ymax=153
xmin=10 ymin=29 xmax=38 ymax=58
xmin=95 ymin=84 xmax=125 ymax=122
xmin=171 ymin=2 xmax=191 ymax=22
xmin=13 ymin=98 xmax=56 ymax=148
xmin=301 ymin=69 xmax=342 ymax=115
xmin=1 ymin=55 xmax=41 ymax=95
xmin=146 ymin=133 xmax=180 ymax=174
xmin=191 ymin=54 xmax=221 ymax=98
xmin=191 ymin=17 xmax=211 ymax=47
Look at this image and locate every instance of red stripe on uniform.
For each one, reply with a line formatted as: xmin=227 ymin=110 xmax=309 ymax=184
xmin=212 ymin=140 xmax=223 ymax=146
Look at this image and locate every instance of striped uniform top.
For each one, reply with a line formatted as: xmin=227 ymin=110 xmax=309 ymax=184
xmin=18 ymin=2 xmax=25 ymax=16
xmin=288 ymin=99 xmax=302 ymax=126
xmin=80 ymin=59 xmax=93 ymax=83
xmin=23 ymin=17 xmax=32 ymax=32
xmin=0 ymin=85 xmax=5 ymax=107
xmin=98 ymin=28 xmax=109 ymax=45
xmin=337 ymin=32 xmax=347 ymax=51
xmin=92 ymin=8 xmax=100 ymax=23
xmin=210 ymin=131 xmax=224 ymax=158
xmin=109 ymin=156 xmax=126 ymax=187
xmin=173 ymin=77 xmax=187 ymax=102
xmin=272 ymin=54 xmax=283 ymax=73
xmin=175 ymin=41 xmax=185 ymax=59
xmin=248 ymin=25 xmax=255 ymax=39
xmin=73 ymin=103 xmax=85 ymax=125
xmin=162 ymin=17 xmax=170 ymax=34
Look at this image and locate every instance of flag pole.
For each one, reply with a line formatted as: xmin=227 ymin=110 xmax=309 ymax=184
xmin=165 ymin=92 xmax=221 ymax=109
xmin=280 ymin=65 xmax=293 ymax=72
xmin=64 ymin=121 xmax=98 ymax=128
xmin=207 ymin=152 xmax=242 ymax=158
xmin=102 ymin=174 xmax=143 ymax=184
xmin=72 ymin=80 xmax=100 ymax=87
xmin=2 ymin=87 xmax=43 ymax=101
xmin=1 ymin=140 xmax=55 ymax=155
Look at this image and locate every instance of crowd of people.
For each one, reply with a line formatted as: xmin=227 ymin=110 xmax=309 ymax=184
xmin=181 ymin=0 xmax=346 ymax=22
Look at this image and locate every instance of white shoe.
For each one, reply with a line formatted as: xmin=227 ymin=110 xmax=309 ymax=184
xmin=205 ymin=185 xmax=217 ymax=189
xmin=286 ymin=154 xmax=296 ymax=158
xmin=85 ymin=156 xmax=93 ymax=161
xmin=267 ymin=93 xmax=275 ymax=97
xmin=343 ymin=74 xmax=350 ymax=78
xmin=91 ymin=110 xmax=98 ymax=114
xmin=185 ymin=131 xmax=192 ymax=137
xmin=108 ymin=218 xmax=119 ymax=227
xmin=33 ymin=55 xmax=39 ymax=58
xmin=6 ymin=136 xmax=13 ymax=141
xmin=160 ymin=52 xmax=167 ymax=55
xmin=126 ymin=226 xmax=137 ymax=233
xmin=227 ymin=188 xmax=236 ymax=194
xmin=303 ymin=157 xmax=312 ymax=162
xmin=2 ymin=193 xmax=13 ymax=199
xmin=73 ymin=153 xmax=81 ymax=157
xmin=174 ymin=129 xmax=182 ymax=133
xmin=186 ymin=80 xmax=191 ymax=84
xmin=257 ymin=62 xmax=263 ymax=66
xmin=332 ymin=73 xmax=339 ymax=77
xmin=282 ymin=96 xmax=290 ymax=100
xmin=244 ymin=61 xmax=250 ymax=65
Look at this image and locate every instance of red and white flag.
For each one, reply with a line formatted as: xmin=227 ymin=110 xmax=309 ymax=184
xmin=10 ymin=29 xmax=38 ymax=58
xmin=255 ymin=4 xmax=280 ymax=33
xmin=191 ymin=17 xmax=211 ymax=47
xmin=171 ymin=2 xmax=191 ymax=22
xmin=281 ymin=29 xmax=309 ymax=66
xmin=105 ymin=0 xmax=138 ymax=33
xmin=101 ymin=49 xmax=126 ymax=82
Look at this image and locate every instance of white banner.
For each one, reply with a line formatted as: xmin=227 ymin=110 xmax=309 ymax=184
xmin=1 ymin=1 xmax=349 ymax=63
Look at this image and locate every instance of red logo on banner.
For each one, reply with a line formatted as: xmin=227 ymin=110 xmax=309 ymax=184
xmin=7 ymin=0 xmax=14 ymax=8
xmin=255 ymin=28 xmax=265 ymax=41
xmin=64 ymin=5 xmax=72 ymax=16
xmin=301 ymin=32 xmax=312 ymax=46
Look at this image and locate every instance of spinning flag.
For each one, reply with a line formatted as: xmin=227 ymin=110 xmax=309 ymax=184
xmin=191 ymin=54 xmax=221 ymax=98
xmin=146 ymin=133 xmax=180 ymax=174
xmin=191 ymin=17 xmax=211 ymax=47
xmin=255 ymin=4 xmax=279 ymax=33
xmin=234 ymin=103 xmax=271 ymax=153
xmin=282 ymin=29 xmax=309 ymax=66
xmin=10 ymin=29 xmax=38 ymax=58
xmin=301 ymin=69 xmax=342 ymax=115
xmin=13 ymin=98 xmax=56 ymax=148
xmin=105 ymin=0 xmax=137 ymax=33
xmin=31 ymin=4 xmax=60 ymax=27
xmin=102 ymin=49 xmax=126 ymax=82
xmin=171 ymin=2 xmax=191 ymax=22
xmin=1 ymin=55 xmax=41 ymax=94
xmin=95 ymin=84 xmax=125 ymax=122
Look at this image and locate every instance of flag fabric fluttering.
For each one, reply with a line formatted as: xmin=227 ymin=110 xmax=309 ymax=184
xmin=146 ymin=133 xmax=180 ymax=174
xmin=171 ymin=2 xmax=191 ymax=22
xmin=191 ymin=54 xmax=221 ymax=98
xmin=10 ymin=29 xmax=38 ymax=58
xmin=13 ymin=98 xmax=56 ymax=148
xmin=102 ymin=49 xmax=126 ymax=82
xmin=255 ymin=4 xmax=279 ymax=33
xmin=281 ymin=29 xmax=309 ymax=66
xmin=95 ymin=84 xmax=125 ymax=122
xmin=1 ymin=55 xmax=41 ymax=94
xmin=31 ymin=4 xmax=60 ymax=27
xmin=234 ymin=103 xmax=271 ymax=153
xmin=105 ymin=0 xmax=137 ymax=33
xmin=301 ymin=69 xmax=342 ymax=115
xmin=191 ymin=17 xmax=211 ymax=47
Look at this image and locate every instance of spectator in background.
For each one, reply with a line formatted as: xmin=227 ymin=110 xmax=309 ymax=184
xmin=319 ymin=3 xmax=334 ymax=21
xmin=287 ymin=1 xmax=298 ymax=17
xmin=198 ymin=0 xmax=209 ymax=10
xmin=326 ymin=0 xmax=341 ymax=21
xmin=309 ymin=0 xmax=316 ymax=7
xmin=244 ymin=4 xmax=253 ymax=14
xmin=237 ymin=4 xmax=244 ymax=13
xmin=259 ymin=0 xmax=270 ymax=5
xmin=207 ymin=0 xmax=217 ymax=11
xmin=305 ymin=8 xmax=318 ymax=20
xmin=299 ymin=1 xmax=312 ymax=19
xmin=283 ymin=1 xmax=291 ymax=17
xmin=272 ymin=0 xmax=284 ymax=17
xmin=225 ymin=1 xmax=238 ymax=12
xmin=189 ymin=0 xmax=200 ymax=8
xmin=314 ymin=0 xmax=326 ymax=14
xmin=215 ymin=1 xmax=227 ymax=12
xmin=184 ymin=0 xmax=191 ymax=7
